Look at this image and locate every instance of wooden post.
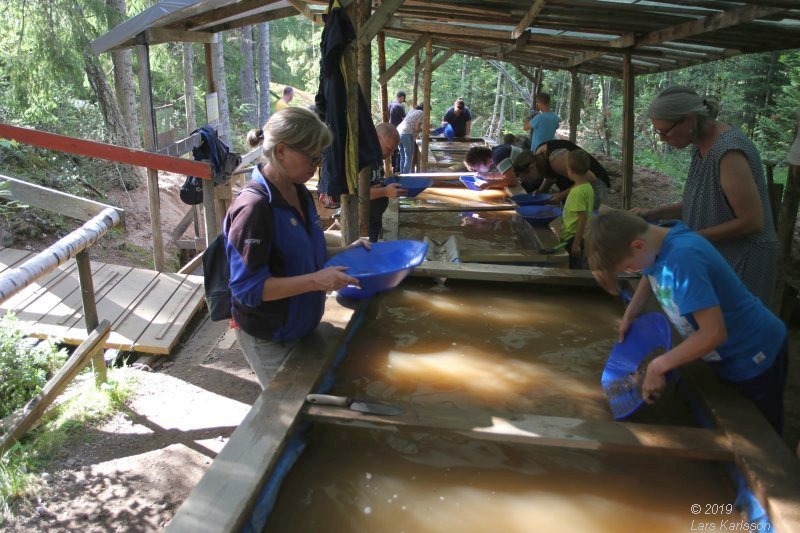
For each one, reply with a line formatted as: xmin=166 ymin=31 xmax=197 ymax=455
xmin=135 ymin=40 xmax=166 ymax=272
xmin=357 ymin=0 xmax=371 ymax=104
xmin=568 ymin=69 xmax=581 ymax=143
xmin=202 ymin=41 xmax=220 ymax=244
xmin=412 ymin=50 xmax=420 ymax=106
xmin=343 ymin=2 xmax=364 ymax=238
xmin=774 ymin=163 xmax=800 ymax=318
xmin=340 ymin=194 xmax=359 ymax=246
xmin=621 ymin=52 xmax=634 ymax=210
xmin=378 ymin=32 xmax=392 ymax=178
xmin=75 ymin=250 xmax=106 ymax=385
xmin=764 ymin=160 xmax=783 ymax=229
xmin=420 ymin=38 xmax=433 ymax=173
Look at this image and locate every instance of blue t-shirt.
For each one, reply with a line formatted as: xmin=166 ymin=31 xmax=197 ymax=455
xmin=643 ymin=224 xmax=786 ymax=382
xmin=529 ymin=111 xmax=560 ymax=151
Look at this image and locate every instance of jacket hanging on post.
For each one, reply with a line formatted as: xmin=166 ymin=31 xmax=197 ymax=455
xmin=180 ymin=125 xmax=242 ymax=205
xmin=315 ymin=0 xmax=382 ymax=206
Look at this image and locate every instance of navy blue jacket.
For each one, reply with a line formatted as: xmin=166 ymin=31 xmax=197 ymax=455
xmin=224 ymin=166 xmax=327 ymax=342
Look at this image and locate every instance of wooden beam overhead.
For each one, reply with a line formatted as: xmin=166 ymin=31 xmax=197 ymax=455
xmin=512 ymin=0 xmax=547 ymax=39
xmin=635 ymin=4 xmax=786 ymax=48
xmin=285 ymin=0 xmax=315 ymax=22
xmin=144 ymin=28 xmax=215 ymax=45
xmin=513 ymin=63 xmax=537 ymax=83
xmin=378 ymin=33 xmax=427 ymax=85
xmin=566 ymin=32 xmax=634 ymax=67
xmin=358 ymin=0 xmax=405 ymax=45
xmin=428 ymin=49 xmax=455 ymax=72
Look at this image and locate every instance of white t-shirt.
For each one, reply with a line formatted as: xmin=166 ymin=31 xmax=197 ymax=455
xmin=398 ymin=109 xmax=424 ymax=136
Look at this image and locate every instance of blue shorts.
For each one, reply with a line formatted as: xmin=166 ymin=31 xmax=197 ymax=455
xmin=725 ymin=336 xmax=788 ymax=434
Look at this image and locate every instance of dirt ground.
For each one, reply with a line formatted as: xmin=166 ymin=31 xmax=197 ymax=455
xmin=4 ymin=155 xmax=800 ymax=531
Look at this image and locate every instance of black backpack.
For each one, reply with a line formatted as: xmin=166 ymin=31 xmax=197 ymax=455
xmin=180 ymin=125 xmax=243 ymax=205
xmin=203 ymin=187 xmax=270 ymax=321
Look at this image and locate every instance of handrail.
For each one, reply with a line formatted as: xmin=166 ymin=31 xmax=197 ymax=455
xmin=0 ymin=207 xmax=121 ymax=304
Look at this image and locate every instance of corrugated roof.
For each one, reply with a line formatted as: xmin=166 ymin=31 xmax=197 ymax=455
xmin=91 ymin=0 xmax=800 ymax=76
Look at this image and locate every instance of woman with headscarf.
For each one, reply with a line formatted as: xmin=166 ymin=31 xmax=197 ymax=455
xmin=634 ymin=86 xmax=778 ymax=307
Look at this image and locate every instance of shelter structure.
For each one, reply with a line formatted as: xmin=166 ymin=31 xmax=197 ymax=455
xmin=88 ymin=2 xmax=800 ymax=531
xmin=90 ymin=0 xmax=800 ymax=243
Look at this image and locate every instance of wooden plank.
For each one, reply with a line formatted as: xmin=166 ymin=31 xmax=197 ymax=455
xmin=144 ymin=28 xmax=215 ymax=45
xmin=165 ymin=295 xmax=356 ymax=533
xmin=0 ymin=247 xmax=35 ymax=272
xmin=0 ymin=124 xmax=211 ymax=179
xmin=401 ymin=205 xmax=515 ymax=213
xmin=426 ymin=49 xmax=455 ymax=74
xmin=7 ymin=261 xmax=105 ymax=330
xmin=410 ymin=261 xmax=612 ymax=286
xmin=0 ymin=321 xmax=111 ymax=454
xmin=358 ymin=0 xmax=405 ymax=45
xmin=512 ymin=0 xmax=547 ymax=39
xmin=0 ymin=262 xmax=77 ymax=313
xmin=0 ymin=174 xmax=125 ymax=223
xmin=110 ymin=272 xmax=189 ymax=351
xmin=132 ymin=274 xmax=204 ymax=354
xmin=156 ymin=132 xmax=201 ymax=158
xmin=30 ymin=264 xmax=131 ymax=342
xmin=634 ymin=4 xmax=785 ymax=49
xmin=459 ymin=250 xmax=567 ymax=265
xmin=681 ymin=362 xmax=800 ymax=533
xmin=378 ymin=34 xmax=427 ymax=85
xmin=62 ymin=267 xmax=159 ymax=346
xmin=421 ymin=38 xmax=433 ymax=172
xmin=303 ymin=403 xmax=733 ymax=462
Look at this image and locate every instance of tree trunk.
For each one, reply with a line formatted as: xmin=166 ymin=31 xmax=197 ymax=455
xmin=239 ymin=25 xmax=258 ymax=129
xmin=83 ymin=51 xmax=139 ymax=189
xmin=214 ymin=33 xmax=232 ymax=145
xmin=600 ymin=76 xmax=612 ymax=156
xmin=460 ymin=54 xmax=467 ymax=96
xmin=105 ymin=0 xmax=140 ymax=149
xmin=497 ymin=78 xmax=507 ymax=142
xmin=183 ymin=43 xmax=196 ymax=133
xmin=488 ymin=71 xmax=502 ymax=139
xmin=257 ymin=22 xmax=271 ymax=127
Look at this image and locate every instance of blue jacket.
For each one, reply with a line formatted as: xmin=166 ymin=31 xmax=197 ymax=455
xmin=224 ymin=166 xmax=327 ymax=342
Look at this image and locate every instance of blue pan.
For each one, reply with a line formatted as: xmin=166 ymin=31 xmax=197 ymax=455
xmin=460 ymin=175 xmax=489 ymax=191
xmin=516 ymin=205 xmax=562 ymax=225
xmin=601 ymin=312 xmax=672 ymax=419
xmin=510 ymin=193 xmax=551 ymax=206
xmin=384 ymin=177 xmax=433 ymax=198
xmin=324 ymin=240 xmax=428 ymax=300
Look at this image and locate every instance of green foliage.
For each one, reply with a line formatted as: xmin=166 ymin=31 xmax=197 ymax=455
xmin=0 ymin=314 xmax=68 ymax=419
xmin=0 ymin=367 xmax=136 ymax=521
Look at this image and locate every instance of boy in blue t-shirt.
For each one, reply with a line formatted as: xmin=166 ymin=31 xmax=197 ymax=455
xmin=524 ymin=93 xmax=560 ymax=150
xmin=585 ymin=210 xmax=788 ymax=433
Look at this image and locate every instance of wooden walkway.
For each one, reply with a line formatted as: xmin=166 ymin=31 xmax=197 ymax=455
xmin=0 ymin=247 xmax=205 ymax=354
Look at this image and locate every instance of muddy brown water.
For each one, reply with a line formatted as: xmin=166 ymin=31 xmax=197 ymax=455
xmin=265 ymin=282 xmax=735 ymax=532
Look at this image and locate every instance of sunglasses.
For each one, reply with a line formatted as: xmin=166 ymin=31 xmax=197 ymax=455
xmin=653 ymin=117 xmax=684 ymax=137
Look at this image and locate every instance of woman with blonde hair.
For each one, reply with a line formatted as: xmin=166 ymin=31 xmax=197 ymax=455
xmin=633 ymin=86 xmax=778 ymax=306
xmin=227 ymin=107 xmax=368 ymax=388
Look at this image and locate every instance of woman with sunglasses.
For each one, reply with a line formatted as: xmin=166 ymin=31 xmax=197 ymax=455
xmin=633 ymin=86 xmax=778 ymax=307
xmin=227 ymin=107 xmax=369 ymax=388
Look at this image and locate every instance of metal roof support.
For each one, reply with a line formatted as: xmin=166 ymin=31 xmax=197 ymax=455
xmin=621 ymin=51 xmax=634 ymax=211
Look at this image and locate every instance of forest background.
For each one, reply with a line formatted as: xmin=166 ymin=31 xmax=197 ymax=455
xmin=0 ymin=0 xmax=799 ymax=239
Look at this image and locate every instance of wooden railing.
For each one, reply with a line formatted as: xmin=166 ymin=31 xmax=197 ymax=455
xmin=0 ymin=201 xmax=122 ymax=454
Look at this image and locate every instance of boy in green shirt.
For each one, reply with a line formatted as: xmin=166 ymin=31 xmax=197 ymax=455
xmin=560 ymin=150 xmax=594 ymax=268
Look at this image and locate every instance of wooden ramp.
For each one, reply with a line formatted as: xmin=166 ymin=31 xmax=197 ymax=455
xmin=0 ymin=247 xmax=205 ymax=354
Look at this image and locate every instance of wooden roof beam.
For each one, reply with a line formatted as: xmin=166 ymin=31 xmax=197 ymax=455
xmin=566 ymin=32 xmax=634 ymax=67
xmin=143 ymin=29 xmax=215 ymax=45
xmin=512 ymin=0 xmax=547 ymax=39
xmin=378 ymin=33 xmax=428 ymax=85
xmin=359 ymin=0 xmax=405 ymax=45
xmin=513 ymin=63 xmax=537 ymax=83
xmin=286 ymin=0 xmax=315 ymax=23
xmin=635 ymin=3 xmax=786 ymax=48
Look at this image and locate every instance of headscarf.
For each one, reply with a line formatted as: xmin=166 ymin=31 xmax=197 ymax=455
xmin=647 ymin=86 xmax=719 ymax=121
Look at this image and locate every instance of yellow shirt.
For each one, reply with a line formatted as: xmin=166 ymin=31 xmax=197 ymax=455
xmin=275 ymin=99 xmax=289 ymax=112
xmin=560 ymin=182 xmax=594 ymax=243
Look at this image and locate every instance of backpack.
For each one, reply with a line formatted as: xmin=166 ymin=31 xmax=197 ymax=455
xmin=180 ymin=125 xmax=243 ymax=206
xmin=203 ymin=187 xmax=270 ymax=321
xmin=180 ymin=176 xmax=203 ymax=205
